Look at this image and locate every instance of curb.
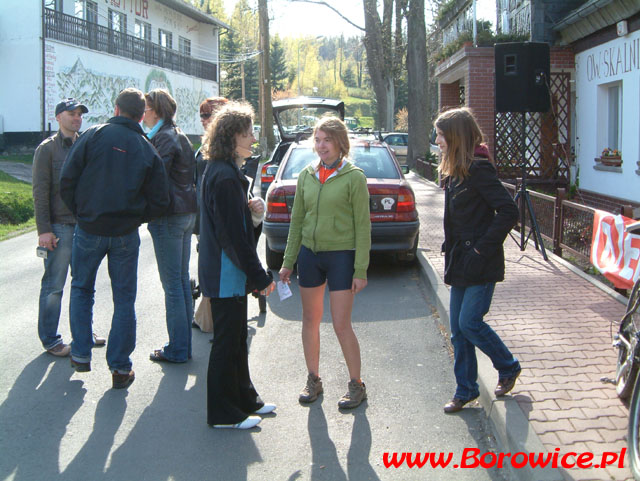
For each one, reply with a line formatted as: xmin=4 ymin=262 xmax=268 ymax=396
xmin=416 ymin=249 xmax=564 ymax=481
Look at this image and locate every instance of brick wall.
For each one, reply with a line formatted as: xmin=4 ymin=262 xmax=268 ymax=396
xmin=550 ymin=46 xmax=575 ymax=70
xmin=576 ymin=189 xmax=639 ymax=215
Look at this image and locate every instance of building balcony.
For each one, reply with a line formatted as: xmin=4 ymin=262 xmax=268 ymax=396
xmin=44 ymin=8 xmax=217 ymax=82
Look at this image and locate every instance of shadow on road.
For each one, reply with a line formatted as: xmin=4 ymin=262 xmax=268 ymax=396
xmin=0 ymin=356 xmax=85 ymax=480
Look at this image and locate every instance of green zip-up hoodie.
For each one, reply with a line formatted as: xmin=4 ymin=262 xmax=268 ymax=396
xmin=282 ymin=160 xmax=371 ymax=279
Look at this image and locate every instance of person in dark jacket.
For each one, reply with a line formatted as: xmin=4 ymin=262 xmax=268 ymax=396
xmin=143 ymin=89 xmax=198 ymax=363
xmin=199 ymin=101 xmax=275 ymax=429
xmin=435 ymin=107 xmax=521 ymax=414
xmin=60 ymin=87 xmax=170 ymax=389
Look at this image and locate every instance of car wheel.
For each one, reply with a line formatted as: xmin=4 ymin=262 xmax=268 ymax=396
xmin=396 ymin=234 xmax=418 ymax=266
xmin=266 ymin=239 xmax=284 ymax=270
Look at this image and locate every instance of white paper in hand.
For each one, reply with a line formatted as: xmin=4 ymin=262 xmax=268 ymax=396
xmin=277 ymin=281 xmax=292 ymax=301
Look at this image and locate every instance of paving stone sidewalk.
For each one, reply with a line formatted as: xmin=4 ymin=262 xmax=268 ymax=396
xmin=408 ymin=173 xmax=631 ymax=481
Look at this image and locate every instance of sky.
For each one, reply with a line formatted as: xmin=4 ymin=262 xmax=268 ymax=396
xmin=223 ymin=0 xmax=497 ymax=38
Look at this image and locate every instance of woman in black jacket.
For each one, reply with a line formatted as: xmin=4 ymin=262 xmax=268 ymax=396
xmin=199 ymin=101 xmax=275 ymax=429
xmin=435 ymin=107 xmax=521 ymax=414
xmin=143 ymin=89 xmax=197 ymax=363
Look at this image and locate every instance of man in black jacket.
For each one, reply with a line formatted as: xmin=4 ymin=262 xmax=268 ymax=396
xmin=60 ymin=87 xmax=169 ymax=389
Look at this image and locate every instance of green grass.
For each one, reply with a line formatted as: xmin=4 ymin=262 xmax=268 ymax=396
xmin=0 ymin=170 xmax=31 ymax=194
xmin=0 ymin=217 xmax=36 ymax=240
xmin=0 ymin=153 xmax=33 ymax=164
xmin=0 ymin=170 xmax=36 ymax=240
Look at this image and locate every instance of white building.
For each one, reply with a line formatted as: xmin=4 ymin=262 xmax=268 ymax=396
xmin=0 ymin=0 xmax=229 ymax=146
xmin=555 ymin=2 xmax=640 ymax=209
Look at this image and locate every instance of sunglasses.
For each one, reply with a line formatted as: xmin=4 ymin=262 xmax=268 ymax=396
xmin=200 ymin=113 xmax=212 ymax=119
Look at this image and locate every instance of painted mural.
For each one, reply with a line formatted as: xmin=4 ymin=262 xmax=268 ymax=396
xmin=55 ymin=55 xmax=210 ymax=133
xmin=56 ymin=58 xmax=140 ymax=125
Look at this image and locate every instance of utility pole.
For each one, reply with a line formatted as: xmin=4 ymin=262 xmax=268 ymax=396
xmin=258 ymin=0 xmax=274 ymax=150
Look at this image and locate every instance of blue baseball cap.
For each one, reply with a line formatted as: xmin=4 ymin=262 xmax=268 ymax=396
xmin=55 ymin=98 xmax=88 ymax=116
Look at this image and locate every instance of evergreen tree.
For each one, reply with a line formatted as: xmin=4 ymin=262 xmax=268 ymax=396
xmin=270 ymin=35 xmax=288 ymax=91
xmin=342 ymin=66 xmax=356 ymax=88
xmin=221 ymin=28 xmax=242 ymax=99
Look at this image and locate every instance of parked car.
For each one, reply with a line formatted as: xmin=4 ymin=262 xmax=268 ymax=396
xmin=259 ymin=97 xmax=344 ymax=198
xmin=382 ymin=132 xmax=408 ymax=164
xmin=263 ymin=137 xmax=420 ymax=270
xmin=430 ymin=128 xmax=441 ymax=156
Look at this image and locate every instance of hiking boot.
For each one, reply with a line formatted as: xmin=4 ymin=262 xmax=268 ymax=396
xmin=338 ymin=380 xmax=367 ymax=409
xmin=112 ymin=370 xmax=135 ymax=389
xmin=47 ymin=343 xmax=70 ymax=357
xmin=299 ymin=373 xmax=323 ymax=403
xmin=444 ymin=396 xmax=479 ymax=414
xmin=495 ymin=368 xmax=522 ymax=397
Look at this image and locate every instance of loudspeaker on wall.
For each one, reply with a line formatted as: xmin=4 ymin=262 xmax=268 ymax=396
xmin=495 ymin=42 xmax=550 ymax=113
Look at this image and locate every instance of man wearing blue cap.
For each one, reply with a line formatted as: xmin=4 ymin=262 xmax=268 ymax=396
xmin=33 ymin=98 xmax=106 ymax=357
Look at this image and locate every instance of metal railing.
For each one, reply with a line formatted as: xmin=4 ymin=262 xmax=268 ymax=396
xmin=44 ymin=8 xmax=217 ymax=81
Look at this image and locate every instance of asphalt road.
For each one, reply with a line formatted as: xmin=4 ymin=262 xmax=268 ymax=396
xmin=0 ymin=227 xmax=509 ymax=481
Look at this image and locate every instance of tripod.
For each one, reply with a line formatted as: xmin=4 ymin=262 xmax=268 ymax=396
xmin=510 ymin=112 xmax=548 ymax=261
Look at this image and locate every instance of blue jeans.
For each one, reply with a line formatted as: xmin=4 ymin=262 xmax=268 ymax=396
xmin=148 ymin=213 xmax=196 ymax=362
xmin=38 ymin=223 xmax=74 ymax=349
xmin=69 ymin=226 xmax=140 ymax=373
xmin=449 ymin=283 xmax=520 ymax=401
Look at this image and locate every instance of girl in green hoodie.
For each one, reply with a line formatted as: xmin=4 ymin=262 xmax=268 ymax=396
xmin=279 ymin=117 xmax=371 ymax=410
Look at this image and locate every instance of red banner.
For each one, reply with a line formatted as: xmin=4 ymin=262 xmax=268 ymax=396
xmin=591 ymin=211 xmax=640 ymax=290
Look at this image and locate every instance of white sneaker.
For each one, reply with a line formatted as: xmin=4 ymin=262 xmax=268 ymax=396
xmin=213 ymin=416 xmax=261 ymax=429
xmin=255 ymin=403 xmax=276 ymax=415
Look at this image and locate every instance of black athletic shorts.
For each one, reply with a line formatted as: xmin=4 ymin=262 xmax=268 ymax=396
xmin=297 ymin=245 xmax=355 ymax=291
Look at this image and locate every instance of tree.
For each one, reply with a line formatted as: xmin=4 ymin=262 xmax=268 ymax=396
xmin=270 ymin=35 xmax=288 ymax=91
xmin=187 ymin=0 xmax=226 ymax=19
xmin=405 ymin=0 xmax=429 ymax=167
xmin=362 ymin=0 xmax=395 ymax=130
xmin=288 ymin=0 xmax=398 ymax=130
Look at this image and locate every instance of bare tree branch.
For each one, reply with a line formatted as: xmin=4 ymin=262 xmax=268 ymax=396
xmin=288 ymin=0 xmax=365 ymax=31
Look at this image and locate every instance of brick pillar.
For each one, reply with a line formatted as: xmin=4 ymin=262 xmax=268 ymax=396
xmin=465 ymin=47 xmax=496 ymax=156
xmin=440 ymin=81 xmax=461 ymax=112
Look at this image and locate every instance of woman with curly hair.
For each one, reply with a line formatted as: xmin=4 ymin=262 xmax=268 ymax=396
xmin=199 ymin=101 xmax=276 ymax=429
xmin=435 ymin=107 xmax=521 ymax=414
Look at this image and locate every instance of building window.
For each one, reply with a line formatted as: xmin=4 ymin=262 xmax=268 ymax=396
xmin=135 ymin=19 xmax=151 ymax=41
xmin=75 ymin=0 xmax=97 ymax=23
xmin=45 ymin=0 xmax=62 ymax=11
xmin=109 ymin=9 xmax=126 ymax=33
xmin=607 ymin=84 xmax=621 ymax=151
xmin=179 ymin=37 xmax=191 ymax=56
xmin=159 ymin=29 xmax=173 ymax=49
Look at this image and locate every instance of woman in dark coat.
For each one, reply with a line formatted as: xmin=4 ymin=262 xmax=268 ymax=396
xmin=199 ymin=101 xmax=275 ymax=429
xmin=143 ymin=89 xmax=197 ymax=363
xmin=435 ymin=107 xmax=522 ymax=414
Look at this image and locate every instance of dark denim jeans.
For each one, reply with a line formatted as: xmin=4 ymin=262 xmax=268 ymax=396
xmin=38 ymin=223 xmax=74 ymax=349
xmin=148 ymin=213 xmax=196 ymax=362
xmin=69 ymin=226 xmax=140 ymax=373
xmin=449 ymin=283 xmax=520 ymax=401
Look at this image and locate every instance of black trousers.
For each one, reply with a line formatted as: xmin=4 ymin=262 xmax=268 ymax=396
xmin=207 ymin=295 xmax=264 ymax=425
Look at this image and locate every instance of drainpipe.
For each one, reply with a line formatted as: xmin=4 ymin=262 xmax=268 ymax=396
xmin=472 ymin=0 xmax=477 ymax=46
xmin=41 ymin=2 xmax=46 ymax=139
